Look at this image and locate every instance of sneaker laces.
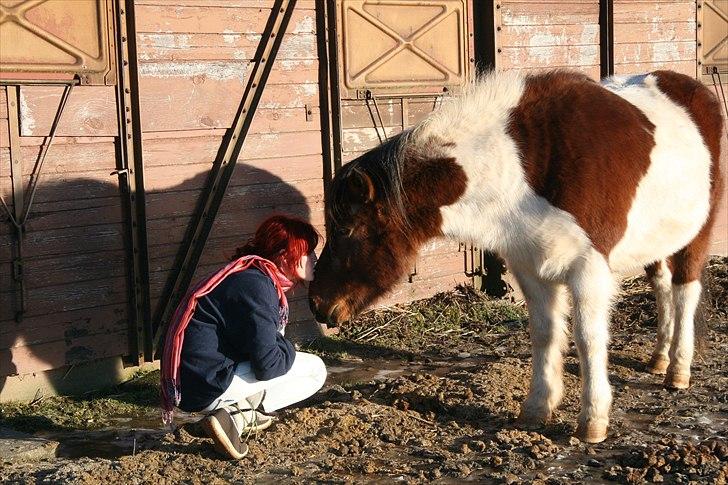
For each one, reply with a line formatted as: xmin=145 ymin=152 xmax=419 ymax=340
xmin=229 ymin=390 xmax=267 ymax=441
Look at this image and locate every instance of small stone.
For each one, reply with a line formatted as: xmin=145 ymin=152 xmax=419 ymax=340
xmin=569 ymin=437 xmax=581 ymax=446
xmin=457 ymin=352 xmax=471 ymax=359
xmin=363 ymin=461 xmax=376 ymax=474
xmin=460 ymin=443 xmax=471 ymax=454
xmin=587 ymin=458 xmax=603 ymax=467
xmin=504 ymin=473 xmax=520 ymax=484
xmin=473 ymin=440 xmax=487 ymax=452
xmin=492 ymin=455 xmax=504 ymax=466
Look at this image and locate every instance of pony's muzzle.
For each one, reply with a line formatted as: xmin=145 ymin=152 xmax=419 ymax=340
xmin=308 ymin=296 xmax=342 ymax=328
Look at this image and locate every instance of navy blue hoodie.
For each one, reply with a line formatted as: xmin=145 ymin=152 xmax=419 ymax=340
xmin=178 ymin=267 xmax=296 ymax=412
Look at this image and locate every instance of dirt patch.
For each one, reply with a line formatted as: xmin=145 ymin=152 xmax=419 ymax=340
xmin=2 ymin=257 xmax=726 ymax=484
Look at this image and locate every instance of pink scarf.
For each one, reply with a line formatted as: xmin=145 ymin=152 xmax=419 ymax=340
xmin=160 ymin=255 xmax=292 ymax=426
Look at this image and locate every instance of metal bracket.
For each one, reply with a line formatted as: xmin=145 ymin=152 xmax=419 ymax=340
xmin=116 ymin=0 xmax=152 ymax=364
xmin=1 ymin=78 xmax=75 ymax=322
xmin=710 ymin=67 xmax=728 ymax=125
xmin=152 ymin=0 xmax=299 ymax=354
xmin=364 ymin=89 xmax=388 ymax=143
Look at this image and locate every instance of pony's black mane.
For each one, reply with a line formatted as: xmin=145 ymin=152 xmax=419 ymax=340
xmin=328 ymin=132 xmax=411 ymax=230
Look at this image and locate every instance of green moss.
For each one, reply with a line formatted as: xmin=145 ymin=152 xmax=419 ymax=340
xmin=0 ymin=369 xmax=160 ymax=433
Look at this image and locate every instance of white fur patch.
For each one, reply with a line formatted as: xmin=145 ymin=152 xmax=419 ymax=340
xmin=419 ymin=71 xmax=592 ymax=283
xmin=605 ymin=75 xmax=712 ymax=272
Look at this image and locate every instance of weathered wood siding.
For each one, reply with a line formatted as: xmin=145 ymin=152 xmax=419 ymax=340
xmin=497 ymin=0 xmax=601 ymax=79
xmin=134 ymin=0 xmax=324 ymax=330
xmin=0 ymin=83 xmax=131 ymax=376
xmin=613 ymin=0 xmax=697 ymax=77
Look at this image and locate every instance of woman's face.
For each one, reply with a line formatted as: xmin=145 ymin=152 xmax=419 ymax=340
xmin=295 ymin=251 xmax=318 ymax=282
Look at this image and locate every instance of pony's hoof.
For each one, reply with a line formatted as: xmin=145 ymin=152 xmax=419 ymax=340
xmin=574 ymin=421 xmax=608 ymax=444
xmin=516 ymin=406 xmax=551 ymax=428
xmin=664 ymin=372 xmax=690 ymax=390
xmin=646 ymin=355 xmax=669 ymax=375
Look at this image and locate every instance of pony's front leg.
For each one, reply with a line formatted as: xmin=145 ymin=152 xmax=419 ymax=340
xmin=514 ymin=271 xmax=569 ymax=425
xmin=568 ymin=251 xmax=616 ymax=443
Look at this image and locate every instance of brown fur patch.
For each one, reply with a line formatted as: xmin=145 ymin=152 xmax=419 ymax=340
xmin=507 ymin=70 xmax=656 ymax=256
xmin=309 ymin=143 xmax=467 ymax=323
xmin=651 ymin=71 xmax=725 ymax=284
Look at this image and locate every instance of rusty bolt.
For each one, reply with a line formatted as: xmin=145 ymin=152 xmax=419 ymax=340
xmin=128 ymin=134 xmax=132 ymax=139
xmin=252 ymin=83 xmax=257 ymax=88
xmin=280 ymin=8 xmax=284 ymax=12
xmin=126 ymin=118 xmax=131 ymax=123
xmin=261 ymin=58 xmax=266 ymax=63
xmin=126 ymin=107 xmax=131 ymax=112
xmin=470 ymin=58 xmax=475 ymax=63
xmin=497 ymin=26 xmax=502 ymax=31
xmin=123 ymin=60 xmax=129 ymax=66
xmin=496 ymin=4 xmax=501 ymax=9
xmin=271 ymin=32 xmax=276 ymax=37
xmin=497 ymin=48 xmax=502 ymax=53
xmin=125 ymin=88 xmax=130 ymax=93
xmin=122 ymin=36 xmax=127 ymax=42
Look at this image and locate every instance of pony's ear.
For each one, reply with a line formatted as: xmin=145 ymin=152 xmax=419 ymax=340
xmin=347 ymin=169 xmax=376 ymax=204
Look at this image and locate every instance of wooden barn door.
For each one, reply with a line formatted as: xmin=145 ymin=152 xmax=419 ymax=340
xmin=0 ymin=0 xmax=149 ymax=381
xmin=325 ymin=0 xmax=483 ymax=305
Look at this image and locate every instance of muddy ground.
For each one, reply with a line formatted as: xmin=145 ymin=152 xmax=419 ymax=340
xmin=1 ymin=257 xmax=726 ymax=484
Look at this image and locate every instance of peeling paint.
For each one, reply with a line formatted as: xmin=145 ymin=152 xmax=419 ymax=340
xmin=293 ymin=15 xmax=315 ymax=34
xmin=138 ymin=61 xmax=248 ymax=81
xmin=222 ymin=30 xmax=241 ymax=45
xmin=18 ymin=90 xmax=35 ymax=135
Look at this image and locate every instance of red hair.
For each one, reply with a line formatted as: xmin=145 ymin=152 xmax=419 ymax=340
xmin=233 ymin=215 xmax=320 ymax=281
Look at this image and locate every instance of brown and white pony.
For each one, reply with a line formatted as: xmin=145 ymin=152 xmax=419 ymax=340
xmin=309 ymin=70 xmax=724 ymax=443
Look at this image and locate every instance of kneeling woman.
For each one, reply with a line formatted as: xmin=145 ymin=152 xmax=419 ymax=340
xmin=161 ymin=215 xmax=327 ymax=459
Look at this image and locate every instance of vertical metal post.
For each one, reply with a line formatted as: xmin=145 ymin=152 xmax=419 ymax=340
xmin=6 ymin=87 xmax=25 ymax=321
xmin=115 ymin=0 xmax=152 ymax=363
xmin=316 ymin=0 xmax=335 ymax=191
xmin=600 ymin=0 xmax=614 ymax=78
xmin=326 ymin=0 xmax=343 ymax=173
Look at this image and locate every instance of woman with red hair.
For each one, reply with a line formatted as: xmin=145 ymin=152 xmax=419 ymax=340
xmin=160 ymin=215 xmax=326 ymax=459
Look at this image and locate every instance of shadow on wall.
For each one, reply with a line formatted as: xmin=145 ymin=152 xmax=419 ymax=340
xmin=0 ymin=160 xmax=315 ymax=398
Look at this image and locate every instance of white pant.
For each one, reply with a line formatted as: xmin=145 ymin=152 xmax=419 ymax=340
xmin=201 ymin=352 xmax=327 ymax=413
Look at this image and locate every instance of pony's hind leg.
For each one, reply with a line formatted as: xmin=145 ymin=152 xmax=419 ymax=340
xmin=568 ymin=250 xmax=616 ymax=443
xmin=645 ymin=260 xmax=674 ymax=375
xmin=664 ymin=244 xmax=708 ymax=389
xmin=513 ymin=270 xmax=569 ymax=425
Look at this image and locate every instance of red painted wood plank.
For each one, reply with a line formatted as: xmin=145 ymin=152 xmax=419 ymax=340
xmin=500 ymin=24 xmax=600 ymax=48
xmin=0 ymin=330 xmax=130 ymax=376
xmin=613 ymin=2 xmax=695 ymax=24
xmin=19 ymin=86 xmax=118 ymax=137
xmin=135 ymin=5 xmax=315 ymax=34
xmin=501 ymin=3 xmax=599 ymax=26
xmin=0 ymin=276 xmax=129 ymax=321
xmin=614 ymin=41 xmax=696 ymax=65
xmin=141 ymin=131 xmax=322 ymax=165
xmin=613 ymin=21 xmax=696 ymax=44
xmin=0 ymin=303 xmax=128 ymax=347
xmin=137 ymin=33 xmax=317 ymax=61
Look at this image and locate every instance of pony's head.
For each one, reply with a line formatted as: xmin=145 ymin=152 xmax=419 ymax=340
xmin=309 ymin=133 xmax=467 ymax=326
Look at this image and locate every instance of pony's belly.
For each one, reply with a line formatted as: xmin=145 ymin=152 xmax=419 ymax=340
xmin=608 ymin=168 xmax=711 ymax=272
